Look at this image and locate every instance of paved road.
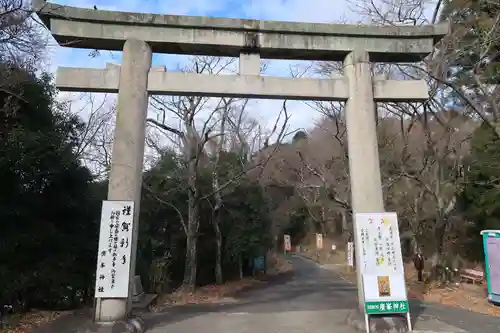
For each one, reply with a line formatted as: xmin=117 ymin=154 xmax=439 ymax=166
xmin=145 ymin=255 xmax=360 ymax=333
xmin=410 ymin=298 xmax=500 ymax=333
xmin=144 ymin=255 xmax=500 ymax=333
xmin=29 ymin=254 xmax=500 ymax=332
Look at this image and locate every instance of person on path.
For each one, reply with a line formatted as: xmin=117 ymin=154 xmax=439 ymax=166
xmin=413 ymin=250 xmax=425 ymax=282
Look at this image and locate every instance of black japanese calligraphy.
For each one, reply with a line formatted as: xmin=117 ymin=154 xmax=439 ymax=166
xmin=359 ymin=228 xmax=368 ymax=268
xmin=110 ymin=268 xmax=116 ymax=288
xmin=120 ymin=238 xmax=129 ymax=248
xmin=122 ymin=205 xmax=132 ymax=216
xmin=121 ymin=222 xmax=130 ymax=232
xmin=96 ymin=202 xmax=136 ymax=297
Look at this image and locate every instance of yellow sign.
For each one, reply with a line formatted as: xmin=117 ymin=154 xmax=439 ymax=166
xmin=377 ymin=275 xmax=391 ymax=297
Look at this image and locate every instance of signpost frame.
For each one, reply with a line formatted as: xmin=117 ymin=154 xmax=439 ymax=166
xmin=354 ymin=212 xmax=412 ymax=332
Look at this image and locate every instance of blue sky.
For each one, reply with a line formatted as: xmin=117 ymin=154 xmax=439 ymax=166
xmin=41 ymin=0 xmax=364 ymax=133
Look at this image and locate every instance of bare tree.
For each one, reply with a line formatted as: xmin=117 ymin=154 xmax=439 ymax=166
xmin=350 ymin=0 xmax=500 ymax=136
xmin=1 ymin=0 xmax=46 ymax=64
xmin=148 ymin=63 xmax=225 ymax=288
xmin=147 ymin=56 xmax=290 ymax=289
xmin=68 ymin=93 xmax=115 ymax=178
xmin=209 ymin=99 xmax=230 ymax=285
xmin=1 ymin=0 xmax=47 ymax=113
xmin=298 ymin=114 xmax=350 ymax=235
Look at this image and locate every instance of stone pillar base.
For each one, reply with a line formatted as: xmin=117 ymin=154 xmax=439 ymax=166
xmin=346 ymin=310 xmax=409 ymax=333
xmin=88 ymin=316 xmax=146 ymax=333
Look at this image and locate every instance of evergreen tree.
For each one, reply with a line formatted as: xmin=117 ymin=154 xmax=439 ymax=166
xmin=0 ymin=63 xmax=103 ymax=310
xmin=458 ymin=123 xmax=500 ymax=260
xmin=440 ymin=0 xmax=500 ymax=107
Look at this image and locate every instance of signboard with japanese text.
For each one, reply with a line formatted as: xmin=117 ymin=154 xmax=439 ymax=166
xmin=94 ymin=200 xmax=135 ymax=298
xmin=284 ymin=234 xmax=291 ymax=252
xmin=347 ymin=242 xmax=354 ymax=267
xmin=365 ymin=300 xmax=409 ymax=314
xmin=316 ymin=233 xmax=323 ymax=249
xmin=354 ymin=212 xmax=409 ymax=317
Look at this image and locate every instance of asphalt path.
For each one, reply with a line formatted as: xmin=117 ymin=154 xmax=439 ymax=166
xmin=145 ymin=255 xmax=359 ymax=333
xmin=144 ymin=255 xmax=500 ymax=333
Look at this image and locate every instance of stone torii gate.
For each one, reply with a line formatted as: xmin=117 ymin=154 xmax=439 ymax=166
xmin=35 ymin=0 xmax=448 ymax=324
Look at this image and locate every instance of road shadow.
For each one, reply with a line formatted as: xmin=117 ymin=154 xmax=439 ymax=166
xmin=408 ymin=299 xmax=426 ymax=328
xmin=409 ymin=298 xmax=500 ymax=333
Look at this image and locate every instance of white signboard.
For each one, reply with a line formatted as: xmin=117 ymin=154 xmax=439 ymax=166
xmin=316 ymin=233 xmax=323 ymax=249
xmin=95 ymin=200 xmax=135 ymax=298
xmin=354 ymin=212 xmax=410 ymax=325
xmin=284 ymin=234 xmax=291 ymax=252
xmin=347 ymin=242 xmax=354 ymax=267
xmin=355 ymin=212 xmax=404 ymax=275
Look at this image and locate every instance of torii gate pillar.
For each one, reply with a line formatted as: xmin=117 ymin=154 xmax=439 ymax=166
xmin=344 ymin=50 xmax=385 ymax=307
xmin=95 ymin=39 xmax=152 ymax=322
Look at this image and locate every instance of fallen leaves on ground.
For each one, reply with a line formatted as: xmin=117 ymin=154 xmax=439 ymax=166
xmin=152 ymin=277 xmax=261 ymax=310
xmin=420 ymin=286 xmax=500 ymax=316
xmin=404 ymin=264 xmax=500 ymax=316
xmin=1 ymin=310 xmax=72 ymax=333
xmin=316 ymin=249 xmax=500 ymax=317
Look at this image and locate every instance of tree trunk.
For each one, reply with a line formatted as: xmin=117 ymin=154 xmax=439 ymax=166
xmin=211 ymin=103 xmax=228 ymax=285
xmin=183 ymin=159 xmax=199 ymax=290
xmin=213 ymin=207 xmax=223 ymax=284
xmin=430 ymin=215 xmax=447 ymax=281
xmin=239 ymin=255 xmax=243 ymax=280
xmin=211 ymin=168 xmax=224 ymax=285
xmin=183 ymin=229 xmax=197 ymax=289
xmin=341 ymin=210 xmax=348 ymax=243
xmin=411 ymin=234 xmax=419 ymax=254
xmin=341 ymin=210 xmax=348 ymax=232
